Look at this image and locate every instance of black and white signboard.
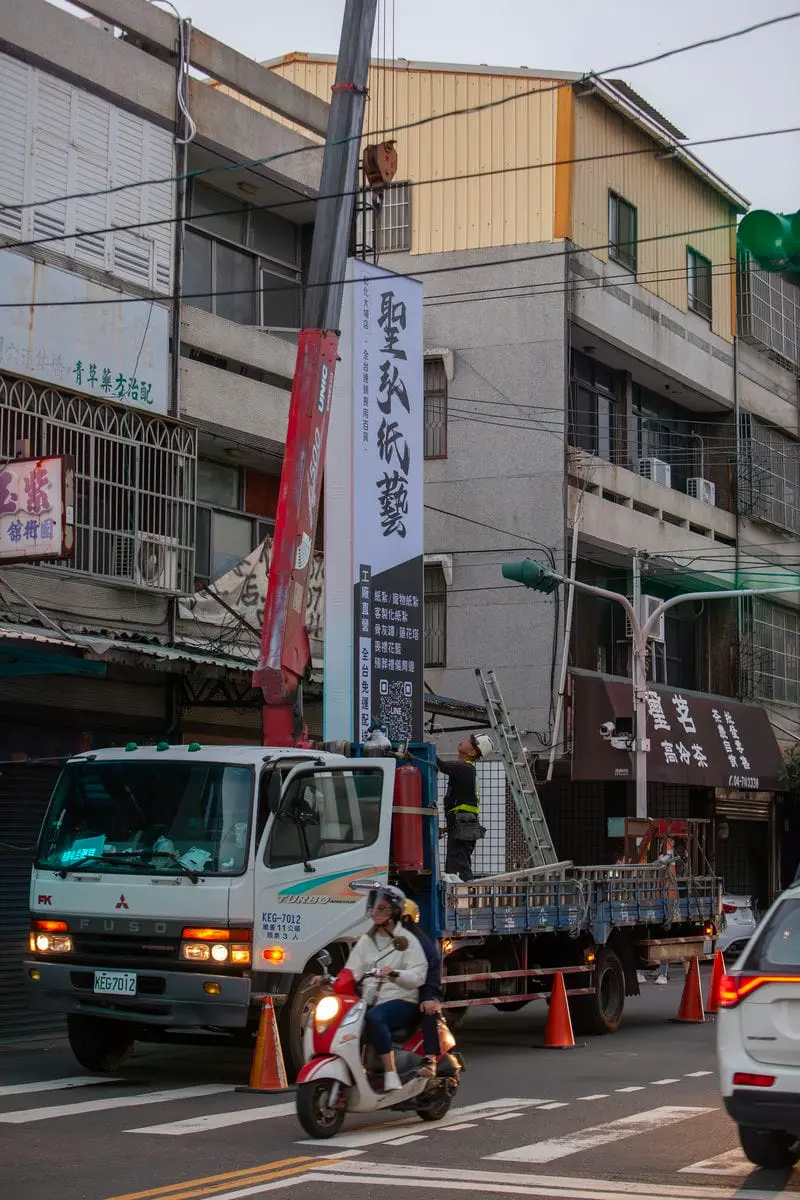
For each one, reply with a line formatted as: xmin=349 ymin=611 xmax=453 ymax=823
xmin=324 ymin=260 xmax=424 ymax=743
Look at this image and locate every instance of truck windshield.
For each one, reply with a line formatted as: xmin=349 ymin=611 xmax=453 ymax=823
xmin=35 ymin=760 xmax=255 ymax=876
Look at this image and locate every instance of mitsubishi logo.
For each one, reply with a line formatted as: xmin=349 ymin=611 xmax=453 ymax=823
xmin=115 ymin=894 xmax=129 ymax=910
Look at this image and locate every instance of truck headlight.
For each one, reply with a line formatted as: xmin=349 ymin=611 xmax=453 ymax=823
xmin=210 ymin=944 xmax=229 ymax=963
xmin=33 ymin=933 xmax=73 ymax=953
xmin=181 ymin=942 xmax=211 ymax=961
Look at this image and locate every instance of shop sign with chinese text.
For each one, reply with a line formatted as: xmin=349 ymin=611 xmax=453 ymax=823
xmin=571 ymin=670 xmax=787 ymax=791
xmin=0 ymin=456 xmax=74 ymax=563
xmin=0 ymin=250 xmax=168 ymax=413
xmin=324 ymin=260 xmax=424 ymax=743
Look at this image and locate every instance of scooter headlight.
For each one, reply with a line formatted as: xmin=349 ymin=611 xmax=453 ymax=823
xmin=314 ymin=995 xmax=341 ymax=1028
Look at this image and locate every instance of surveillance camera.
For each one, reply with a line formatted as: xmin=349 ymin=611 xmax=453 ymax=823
xmin=600 ymin=721 xmax=616 ymax=739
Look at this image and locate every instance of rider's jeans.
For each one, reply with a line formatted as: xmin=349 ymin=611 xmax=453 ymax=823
xmin=365 ymin=999 xmax=418 ymax=1055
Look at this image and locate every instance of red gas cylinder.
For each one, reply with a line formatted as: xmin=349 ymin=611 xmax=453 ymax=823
xmin=391 ymin=762 xmax=424 ymax=872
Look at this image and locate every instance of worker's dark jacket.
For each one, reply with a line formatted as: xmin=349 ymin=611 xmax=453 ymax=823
xmin=436 ymin=758 xmax=479 ymax=816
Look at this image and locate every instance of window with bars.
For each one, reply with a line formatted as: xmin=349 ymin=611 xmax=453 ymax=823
xmin=0 ymin=374 xmax=196 ymax=592
xmin=424 ymin=357 xmax=448 ymax=459
xmin=608 ymin=191 xmax=638 ymax=274
xmin=424 ymin=564 xmax=447 ymax=667
xmin=184 ymin=181 xmax=303 ymax=328
xmin=569 ymin=350 xmax=618 ymax=461
xmin=194 ymin=458 xmax=273 ymax=588
xmin=738 ymin=253 xmax=800 ymax=371
xmin=745 ymin=599 xmax=800 ymax=705
xmin=740 ymin=414 xmax=800 ymax=535
xmin=361 ymin=182 xmax=411 ymax=254
xmin=687 ymin=247 xmax=712 ymax=322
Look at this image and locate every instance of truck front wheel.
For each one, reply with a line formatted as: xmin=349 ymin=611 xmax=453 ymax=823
xmin=570 ymin=947 xmax=625 ymax=1035
xmin=67 ymin=1014 xmax=134 ymax=1071
xmin=280 ymin=973 xmax=327 ymax=1080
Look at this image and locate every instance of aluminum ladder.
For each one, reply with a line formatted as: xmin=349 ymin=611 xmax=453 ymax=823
xmin=475 ymin=667 xmax=559 ymax=868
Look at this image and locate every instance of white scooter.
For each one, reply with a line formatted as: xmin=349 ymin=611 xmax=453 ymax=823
xmin=295 ymin=949 xmax=463 ymax=1139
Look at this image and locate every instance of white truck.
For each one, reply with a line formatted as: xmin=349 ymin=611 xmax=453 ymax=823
xmin=25 ymin=740 xmax=720 ymax=1075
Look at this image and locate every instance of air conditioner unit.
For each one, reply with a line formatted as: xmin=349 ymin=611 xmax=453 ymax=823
xmin=638 ymin=457 xmax=672 ymax=488
xmin=686 ymin=477 xmax=716 ymax=506
xmin=625 ymin=593 xmax=666 ymax=643
xmin=134 ymin=532 xmax=179 ymax=591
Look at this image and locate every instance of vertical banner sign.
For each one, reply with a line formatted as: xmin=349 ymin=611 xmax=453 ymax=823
xmin=324 ymin=260 xmax=424 ymax=744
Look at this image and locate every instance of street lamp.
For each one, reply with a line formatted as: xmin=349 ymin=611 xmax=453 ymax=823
xmin=502 ymin=560 xmax=799 ymax=818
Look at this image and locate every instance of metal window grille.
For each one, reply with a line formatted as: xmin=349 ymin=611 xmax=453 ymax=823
xmin=738 ymin=254 xmax=800 ymax=371
xmin=608 ymin=191 xmax=637 ymax=273
xmin=424 ymin=564 xmax=446 ymax=667
xmin=687 ymin=248 xmax=712 ymax=321
xmin=0 ymin=374 xmax=196 ymax=591
xmin=746 ymin=598 xmax=800 ymax=706
xmin=438 ymin=761 xmax=507 ymax=876
xmin=360 ymin=183 xmax=411 ymax=256
xmin=423 ymin=358 xmax=448 ymax=459
xmin=741 ymin=415 xmax=800 ymax=535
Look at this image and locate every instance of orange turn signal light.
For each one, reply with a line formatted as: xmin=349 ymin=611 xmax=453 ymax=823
xmin=32 ymin=919 xmax=68 ymax=933
xmin=182 ymin=927 xmax=253 ymax=942
xmin=263 ymin=946 xmax=286 ymax=964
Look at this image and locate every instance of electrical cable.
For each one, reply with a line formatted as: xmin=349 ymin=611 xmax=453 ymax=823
xmin=2 ymin=12 xmax=795 ymax=218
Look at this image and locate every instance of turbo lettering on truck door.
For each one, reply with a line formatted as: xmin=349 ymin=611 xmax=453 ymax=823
xmin=254 ymin=760 xmax=395 ymax=970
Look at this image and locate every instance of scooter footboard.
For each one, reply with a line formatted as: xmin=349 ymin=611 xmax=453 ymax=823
xmin=297 ymin=1056 xmax=354 ymax=1087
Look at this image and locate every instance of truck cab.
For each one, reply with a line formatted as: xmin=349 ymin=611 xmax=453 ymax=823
xmin=25 ymin=743 xmax=403 ymax=1074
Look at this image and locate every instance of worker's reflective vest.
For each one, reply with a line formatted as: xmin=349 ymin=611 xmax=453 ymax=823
xmin=450 ymin=771 xmax=480 ymax=816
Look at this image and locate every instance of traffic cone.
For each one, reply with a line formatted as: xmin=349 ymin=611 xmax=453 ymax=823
xmin=236 ymin=997 xmax=292 ymax=1093
xmin=706 ymin=950 xmax=726 ymax=1016
xmin=539 ymin=971 xmax=577 ymax=1048
xmin=672 ymin=956 xmax=705 ymax=1024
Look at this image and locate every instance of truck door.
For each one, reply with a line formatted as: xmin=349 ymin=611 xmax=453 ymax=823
xmin=253 ymin=759 xmax=395 ymax=975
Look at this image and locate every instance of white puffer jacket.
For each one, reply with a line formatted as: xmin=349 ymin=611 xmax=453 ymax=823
xmin=344 ymin=927 xmax=428 ymax=1005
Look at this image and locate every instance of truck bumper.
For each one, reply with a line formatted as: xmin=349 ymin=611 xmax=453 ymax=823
xmin=24 ymin=960 xmax=251 ymax=1029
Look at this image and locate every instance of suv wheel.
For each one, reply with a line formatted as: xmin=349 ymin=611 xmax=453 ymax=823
xmin=738 ymin=1124 xmax=800 ymax=1169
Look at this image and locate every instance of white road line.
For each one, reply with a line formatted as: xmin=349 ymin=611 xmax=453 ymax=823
xmin=165 ymin=1150 xmax=362 ymax=1200
xmin=679 ymin=1148 xmax=749 ymax=1176
xmin=577 ymin=1094 xmax=608 ymax=1101
xmin=317 ymin=1159 xmax=783 ymax=1199
xmin=615 ymin=1087 xmax=644 ymax=1093
xmin=0 ymin=1084 xmax=232 ymax=1125
xmin=441 ymin=1122 xmax=477 ymax=1132
xmin=0 ymin=1076 xmax=119 ymax=1098
xmin=650 ymin=1078 xmax=680 ymax=1085
xmin=485 ymin=1105 xmax=715 ymax=1164
xmin=685 ymin=1070 xmax=713 ymax=1077
xmin=487 ymin=1112 xmax=524 ymax=1121
xmin=297 ymin=1099 xmax=548 ymax=1150
xmin=538 ymin=1102 xmax=570 ymax=1110
xmin=130 ymin=1099 xmax=296 ymax=1136
xmin=386 ymin=1134 xmax=428 ymax=1146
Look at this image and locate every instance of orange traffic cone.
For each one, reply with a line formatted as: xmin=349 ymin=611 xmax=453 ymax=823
xmin=236 ymin=996 xmax=292 ymax=1093
xmin=706 ymin=949 xmax=726 ymax=1016
xmin=539 ymin=971 xmax=577 ymax=1049
xmin=673 ymin=955 xmax=705 ymax=1024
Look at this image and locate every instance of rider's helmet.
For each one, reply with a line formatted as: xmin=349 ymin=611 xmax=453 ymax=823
xmin=401 ymin=898 xmax=420 ymax=924
xmin=366 ymin=883 xmax=406 ymax=923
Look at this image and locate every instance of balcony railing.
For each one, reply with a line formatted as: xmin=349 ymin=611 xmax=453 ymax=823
xmin=738 ymin=254 xmax=800 ymax=372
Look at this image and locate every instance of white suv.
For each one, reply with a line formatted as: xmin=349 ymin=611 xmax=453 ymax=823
xmin=717 ymin=885 xmax=800 ymax=1169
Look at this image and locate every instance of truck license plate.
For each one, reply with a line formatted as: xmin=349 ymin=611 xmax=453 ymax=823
xmin=93 ymin=970 xmax=136 ymax=996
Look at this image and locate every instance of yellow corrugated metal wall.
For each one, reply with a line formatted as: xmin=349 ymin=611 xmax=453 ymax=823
xmin=570 ymin=92 xmax=735 ymax=342
xmin=269 ymin=57 xmax=560 ymax=255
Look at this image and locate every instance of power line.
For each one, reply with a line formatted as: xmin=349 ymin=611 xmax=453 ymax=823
xmin=0 ymin=217 xmax=742 ymax=310
xmin=2 ymin=12 xmax=795 ymax=219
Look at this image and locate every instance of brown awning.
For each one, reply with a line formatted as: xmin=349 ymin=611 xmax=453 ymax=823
xmin=571 ymin=670 xmax=787 ymax=792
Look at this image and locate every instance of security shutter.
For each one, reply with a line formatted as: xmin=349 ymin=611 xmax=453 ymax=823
xmin=715 ymin=790 xmax=773 ymax=821
xmin=0 ymin=763 xmax=63 ymax=1037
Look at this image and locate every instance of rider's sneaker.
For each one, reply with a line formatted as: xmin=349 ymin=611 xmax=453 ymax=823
xmin=383 ymin=1070 xmax=402 ymax=1091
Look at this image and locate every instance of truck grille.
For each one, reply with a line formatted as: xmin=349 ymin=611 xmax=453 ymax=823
xmin=70 ymin=933 xmax=180 ymax=965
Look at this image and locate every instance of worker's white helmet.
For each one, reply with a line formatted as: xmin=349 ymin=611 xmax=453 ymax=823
xmin=471 ymin=734 xmax=494 ymax=760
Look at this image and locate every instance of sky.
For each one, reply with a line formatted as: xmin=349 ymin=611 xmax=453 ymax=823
xmin=53 ymin=0 xmax=799 ymax=210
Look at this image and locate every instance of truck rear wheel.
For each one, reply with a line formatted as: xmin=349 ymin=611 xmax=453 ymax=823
xmin=570 ymin=947 xmax=625 ymax=1036
xmin=67 ymin=1014 xmax=134 ymax=1071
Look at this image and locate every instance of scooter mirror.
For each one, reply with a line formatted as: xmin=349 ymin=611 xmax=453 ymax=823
xmin=317 ymin=949 xmax=332 ymax=971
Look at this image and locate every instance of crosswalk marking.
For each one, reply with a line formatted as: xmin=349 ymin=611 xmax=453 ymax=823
xmin=485 ymin=1106 xmax=716 ymax=1164
xmin=577 ymin=1094 xmax=608 ymax=1100
xmin=615 ymin=1087 xmax=644 ymax=1093
xmin=386 ymin=1134 xmax=428 ymax=1146
xmin=297 ymin=1099 xmax=548 ymax=1150
xmin=0 ymin=1084 xmax=232 ymax=1125
xmin=0 ymin=1076 xmax=119 ymax=1098
xmin=651 ymin=1078 xmax=680 ymax=1085
xmin=487 ymin=1112 xmax=525 ymax=1121
xmin=538 ymin=1102 xmax=569 ymax=1110
xmin=129 ymin=1099 xmax=296 ymax=1136
xmin=679 ymin=1148 xmax=749 ymax=1176
xmin=685 ymin=1070 xmax=713 ymax=1078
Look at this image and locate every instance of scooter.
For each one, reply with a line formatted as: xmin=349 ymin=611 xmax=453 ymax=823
xmin=295 ymin=949 xmax=464 ymax=1139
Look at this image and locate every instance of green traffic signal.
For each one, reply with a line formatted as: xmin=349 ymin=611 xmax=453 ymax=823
xmin=738 ymin=209 xmax=800 ymax=274
xmin=502 ymin=560 xmax=560 ymax=593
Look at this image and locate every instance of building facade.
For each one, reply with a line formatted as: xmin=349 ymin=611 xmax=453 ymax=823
xmin=268 ymin=54 xmax=797 ymax=901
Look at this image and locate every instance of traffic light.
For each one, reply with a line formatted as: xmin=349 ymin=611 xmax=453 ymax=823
xmin=738 ymin=209 xmax=800 ymax=283
xmin=502 ymin=560 xmax=560 ymax=593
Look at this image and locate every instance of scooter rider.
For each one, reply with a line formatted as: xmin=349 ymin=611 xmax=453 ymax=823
xmin=341 ymin=884 xmax=428 ymax=1092
xmin=400 ymin=898 xmax=443 ymax=1077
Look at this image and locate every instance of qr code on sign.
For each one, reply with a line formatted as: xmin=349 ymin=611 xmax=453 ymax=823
xmin=378 ymin=679 xmax=413 ymax=740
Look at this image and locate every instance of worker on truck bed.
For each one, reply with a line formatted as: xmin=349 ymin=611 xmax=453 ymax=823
xmin=436 ymin=734 xmax=493 ymax=882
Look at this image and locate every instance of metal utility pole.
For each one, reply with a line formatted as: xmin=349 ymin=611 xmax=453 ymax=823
xmin=254 ymin=0 xmax=379 ymax=746
xmin=630 ymin=552 xmax=649 ymax=820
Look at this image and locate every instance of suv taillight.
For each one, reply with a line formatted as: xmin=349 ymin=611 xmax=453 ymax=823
xmin=719 ymin=973 xmax=800 ymax=1007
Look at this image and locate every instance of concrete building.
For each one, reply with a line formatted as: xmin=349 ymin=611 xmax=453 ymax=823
xmin=266 ymin=54 xmax=797 ymax=898
xmin=0 ymin=0 xmax=329 ymax=1035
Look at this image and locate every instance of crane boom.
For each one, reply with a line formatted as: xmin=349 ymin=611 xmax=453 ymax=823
xmin=253 ymin=0 xmax=379 ymax=746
